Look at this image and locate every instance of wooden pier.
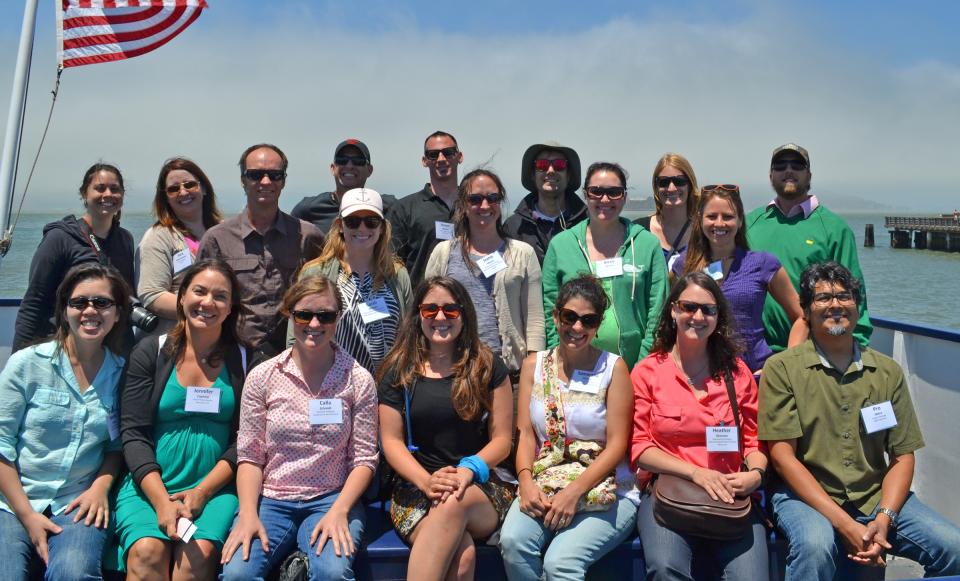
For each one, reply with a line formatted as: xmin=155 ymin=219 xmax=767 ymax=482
xmin=885 ymin=215 xmax=960 ymax=251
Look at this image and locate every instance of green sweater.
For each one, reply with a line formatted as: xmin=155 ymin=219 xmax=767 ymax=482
xmin=542 ymin=218 xmax=668 ymax=367
xmin=746 ymin=203 xmax=872 ymax=351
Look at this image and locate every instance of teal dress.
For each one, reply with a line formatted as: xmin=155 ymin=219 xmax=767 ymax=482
xmin=113 ymin=367 xmax=238 ymax=563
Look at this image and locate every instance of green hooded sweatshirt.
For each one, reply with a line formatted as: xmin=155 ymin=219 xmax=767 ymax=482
xmin=542 ymin=217 xmax=668 ymax=368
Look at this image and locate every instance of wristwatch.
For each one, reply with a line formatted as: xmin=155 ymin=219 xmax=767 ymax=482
xmin=749 ymin=466 xmax=767 ymax=487
xmin=877 ymin=507 xmax=899 ymax=527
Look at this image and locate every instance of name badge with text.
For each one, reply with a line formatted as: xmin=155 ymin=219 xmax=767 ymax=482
xmin=359 ymin=296 xmax=391 ymax=324
xmin=435 ymin=221 xmax=455 ymax=240
xmin=176 ymin=517 xmax=198 ymax=543
xmin=172 ymin=249 xmax=193 ymax=275
xmin=861 ymin=401 xmax=898 ymax=434
xmin=595 ymin=257 xmax=624 ymax=278
xmin=309 ymin=398 xmax=344 ymax=425
xmin=569 ymin=369 xmax=603 ymax=394
xmin=706 ymin=426 xmax=739 ymax=452
xmin=705 ymin=260 xmax=724 ymax=281
xmin=476 ymin=251 xmax=508 ymax=278
xmin=185 ymin=387 xmax=221 ymax=414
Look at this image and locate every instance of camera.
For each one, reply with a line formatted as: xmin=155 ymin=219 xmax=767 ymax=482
xmin=129 ymin=299 xmax=159 ymax=333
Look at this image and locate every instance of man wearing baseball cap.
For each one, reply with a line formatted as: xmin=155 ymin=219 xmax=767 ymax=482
xmin=503 ymin=141 xmax=587 ymax=264
xmin=746 ymin=143 xmax=872 ymax=353
xmin=292 ymin=138 xmax=396 ymax=235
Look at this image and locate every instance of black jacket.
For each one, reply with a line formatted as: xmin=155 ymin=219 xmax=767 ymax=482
xmin=387 ymin=185 xmax=454 ymax=287
xmin=503 ymin=191 xmax=588 ymax=265
xmin=292 ymin=191 xmax=397 ymax=236
xmin=119 ymin=334 xmax=252 ymax=487
xmin=13 ymin=215 xmax=135 ymax=352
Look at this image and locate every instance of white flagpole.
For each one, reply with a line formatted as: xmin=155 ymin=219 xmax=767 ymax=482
xmin=0 ymin=0 xmax=39 ymax=262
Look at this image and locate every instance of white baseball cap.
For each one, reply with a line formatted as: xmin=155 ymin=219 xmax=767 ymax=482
xmin=339 ymin=188 xmax=383 ymax=218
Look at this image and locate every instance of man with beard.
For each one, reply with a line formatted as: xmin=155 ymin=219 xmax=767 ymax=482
xmin=759 ymin=261 xmax=960 ymax=581
xmin=746 ymin=143 xmax=871 ymax=353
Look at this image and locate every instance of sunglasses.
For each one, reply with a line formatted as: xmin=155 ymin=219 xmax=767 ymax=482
xmin=702 ymin=184 xmax=740 ymax=193
xmin=656 ymin=175 xmax=689 ymax=189
xmin=165 ymin=180 xmax=200 ymax=195
xmin=424 ymin=147 xmax=459 ymax=161
xmin=675 ymin=300 xmax=718 ymax=316
xmin=66 ymin=296 xmax=116 ymax=311
xmin=466 ymin=193 xmax=504 ymax=206
xmin=771 ymin=160 xmax=808 ymax=172
xmin=556 ymin=307 xmax=602 ymax=329
xmin=92 ymin=183 xmax=123 ymax=194
xmin=334 ymin=156 xmax=369 ymax=167
xmin=419 ymin=302 xmax=463 ymax=319
xmin=291 ymin=309 xmax=339 ymax=325
xmin=812 ymin=291 xmax=855 ymax=306
xmin=585 ymin=186 xmax=626 ymax=200
xmin=533 ymin=158 xmax=568 ymax=172
xmin=242 ymin=169 xmax=286 ymax=182
xmin=342 ymin=215 xmax=383 ymax=229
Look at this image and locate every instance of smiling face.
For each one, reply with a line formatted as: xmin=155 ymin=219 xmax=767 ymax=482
xmin=83 ymin=170 xmax=124 ymax=219
xmin=241 ymin=147 xmax=285 ymax=213
xmin=806 ymin=281 xmax=859 ymax=341
xmin=179 ymin=268 xmax=232 ymax=332
xmin=656 ymin=165 xmax=690 ymax=211
xmin=554 ymin=295 xmax=600 ymax=352
xmin=532 ymin=150 xmax=569 ymax=199
xmin=290 ymin=290 xmax=340 ymax=350
xmin=701 ymin=195 xmax=741 ymax=251
xmin=464 ymin=174 xmax=502 ymax=231
xmin=66 ymin=277 xmax=118 ymax=346
xmin=671 ymin=283 xmax=719 ymax=343
xmin=769 ymin=151 xmax=812 ymax=200
xmin=419 ymin=285 xmax=463 ymax=347
xmin=165 ymin=169 xmax=204 ymax=224
xmin=340 ymin=210 xmax=382 ymax=253
xmin=585 ymin=169 xmax=625 ymax=223
xmin=330 ymin=145 xmax=372 ymax=192
xmin=422 ymin=135 xmax=462 ymax=181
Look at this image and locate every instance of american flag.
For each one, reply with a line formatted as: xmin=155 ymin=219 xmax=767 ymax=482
xmin=57 ymin=0 xmax=207 ymax=68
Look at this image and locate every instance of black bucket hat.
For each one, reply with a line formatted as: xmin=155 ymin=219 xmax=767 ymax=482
xmin=520 ymin=141 xmax=581 ymax=196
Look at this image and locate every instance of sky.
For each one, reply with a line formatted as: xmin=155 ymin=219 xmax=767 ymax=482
xmin=1 ymin=0 xmax=959 ymax=215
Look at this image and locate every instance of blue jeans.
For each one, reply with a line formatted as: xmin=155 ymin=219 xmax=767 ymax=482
xmin=636 ymin=490 xmax=769 ymax=581
xmin=772 ymin=488 xmax=960 ymax=580
xmin=220 ymin=492 xmax=365 ymax=581
xmin=499 ymin=496 xmax=637 ymax=581
xmin=0 ymin=508 xmax=108 ymax=581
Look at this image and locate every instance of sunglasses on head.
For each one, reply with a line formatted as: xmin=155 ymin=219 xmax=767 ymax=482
xmin=67 ymin=296 xmax=116 ymax=311
xmin=242 ymin=169 xmax=285 ymax=182
xmin=165 ymin=180 xmax=200 ymax=195
xmin=466 ymin=193 xmax=504 ymax=206
xmin=674 ymin=300 xmax=718 ymax=316
xmin=585 ymin=186 xmax=626 ymax=200
xmin=556 ymin=307 xmax=602 ymax=329
xmin=656 ymin=175 xmax=689 ymax=189
xmin=702 ymin=184 xmax=740 ymax=193
xmin=533 ymin=158 xmax=568 ymax=172
xmin=771 ymin=160 xmax=808 ymax=172
xmin=334 ymin=156 xmax=369 ymax=167
xmin=291 ymin=309 xmax=339 ymax=325
xmin=419 ymin=303 xmax=463 ymax=319
xmin=342 ymin=215 xmax=383 ymax=229
xmin=92 ymin=183 xmax=123 ymax=194
xmin=424 ymin=147 xmax=459 ymax=161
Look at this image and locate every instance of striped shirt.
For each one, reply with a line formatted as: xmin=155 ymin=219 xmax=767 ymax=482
xmin=335 ymin=270 xmax=401 ymax=374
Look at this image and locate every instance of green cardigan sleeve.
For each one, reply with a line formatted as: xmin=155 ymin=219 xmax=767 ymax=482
xmin=542 ymin=241 xmax=561 ymax=349
xmin=832 ymin=224 xmax=873 ymax=347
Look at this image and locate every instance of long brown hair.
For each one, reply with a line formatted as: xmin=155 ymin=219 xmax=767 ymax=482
xmin=305 ymin=216 xmax=399 ymax=291
xmin=452 ymin=169 xmax=509 ymax=275
xmin=377 ymin=277 xmax=494 ymax=421
xmin=51 ymin=263 xmax=131 ymax=356
xmin=652 ymin=153 xmax=699 ymax=220
xmin=680 ymin=187 xmax=750 ymax=277
xmin=152 ymin=157 xmax=223 ymax=233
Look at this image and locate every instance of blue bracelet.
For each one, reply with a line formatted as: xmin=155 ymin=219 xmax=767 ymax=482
xmin=457 ymin=455 xmax=490 ymax=484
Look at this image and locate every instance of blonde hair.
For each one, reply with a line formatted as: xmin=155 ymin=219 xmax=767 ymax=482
xmin=652 ymin=153 xmax=699 ymax=220
xmin=303 ymin=217 xmax=399 ymax=290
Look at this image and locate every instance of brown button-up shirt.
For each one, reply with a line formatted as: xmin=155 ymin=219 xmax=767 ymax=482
xmin=198 ymin=209 xmax=324 ymax=349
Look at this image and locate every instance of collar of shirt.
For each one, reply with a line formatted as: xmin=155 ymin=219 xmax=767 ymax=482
xmin=273 ymin=343 xmax=350 ymax=395
xmin=806 ymin=339 xmax=875 ymax=375
xmin=36 ymin=341 xmax=123 ymax=406
xmin=767 ymin=194 xmax=819 ymax=218
xmin=238 ymin=208 xmax=289 ymax=239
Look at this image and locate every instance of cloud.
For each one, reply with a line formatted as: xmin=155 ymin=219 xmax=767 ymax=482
xmin=1 ymin=3 xmax=958 ymax=214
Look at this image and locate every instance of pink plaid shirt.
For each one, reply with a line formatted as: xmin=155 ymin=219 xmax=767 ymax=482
xmin=237 ymin=345 xmax=379 ymax=500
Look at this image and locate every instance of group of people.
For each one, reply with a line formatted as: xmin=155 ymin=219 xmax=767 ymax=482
xmin=1 ymin=133 xmax=958 ymax=581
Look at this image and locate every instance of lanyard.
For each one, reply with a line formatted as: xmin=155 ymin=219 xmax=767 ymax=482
xmin=79 ymin=218 xmax=110 ymax=266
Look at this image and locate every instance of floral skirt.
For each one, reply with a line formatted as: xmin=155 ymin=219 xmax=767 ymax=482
xmin=389 ymin=476 xmax=516 ymax=544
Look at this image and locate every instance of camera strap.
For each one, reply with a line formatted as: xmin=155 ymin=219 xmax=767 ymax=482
xmin=78 ymin=217 xmax=111 ymax=266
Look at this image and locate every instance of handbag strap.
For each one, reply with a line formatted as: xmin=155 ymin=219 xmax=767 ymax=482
xmin=722 ymin=370 xmax=743 ymax=461
xmin=541 ymin=349 xmax=568 ymax=447
xmin=664 ymin=219 xmax=691 ymax=264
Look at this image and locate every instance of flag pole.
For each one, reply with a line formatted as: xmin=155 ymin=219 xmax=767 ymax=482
xmin=0 ymin=0 xmax=39 ymax=261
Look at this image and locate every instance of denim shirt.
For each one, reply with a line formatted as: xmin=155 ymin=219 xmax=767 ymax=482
xmin=0 ymin=341 xmax=123 ymax=516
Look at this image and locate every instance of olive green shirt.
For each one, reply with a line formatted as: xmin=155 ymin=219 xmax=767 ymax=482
xmin=758 ymin=340 xmax=925 ymax=514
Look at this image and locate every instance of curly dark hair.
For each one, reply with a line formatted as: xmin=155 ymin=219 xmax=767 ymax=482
xmin=650 ymin=271 xmax=743 ymax=378
xmin=798 ymin=261 xmax=861 ymax=311
xmin=554 ymin=274 xmax=609 ymax=317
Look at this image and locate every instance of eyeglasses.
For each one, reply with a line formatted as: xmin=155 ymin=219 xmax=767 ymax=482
xmin=585 ymin=186 xmax=626 ymax=200
xmin=291 ymin=309 xmax=339 ymax=325
xmin=674 ymin=300 xmax=718 ymax=316
xmin=165 ymin=180 xmax=200 ymax=195
xmin=812 ymin=292 xmax=855 ymax=306
xmin=334 ymin=156 xmax=369 ymax=167
xmin=771 ymin=160 xmax=808 ymax=172
xmin=419 ymin=303 xmax=463 ymax=319
xmin=656 ymin=176 xmax=689 ymax=189
xmin=702 ymin=184 xmax=740 ymax=193
xmin=91 ymin=184 xmax=123 ymax=194
xmin=424 ymin=147 xmax=459 ymax=161
xmin=242 ymin=169 xmax=286 ymax=182
xmin=556 ymin=307 xmax=602 ymax=329
xmin=466 ymin=193 xmax=504 ymax=206
xmin=66 ymin=296 xmax=116 ymax=311
xmin=342 ymin=215 xmax=383 ymax=229
xmin=533 ymin=158 xmax=568 ymax=172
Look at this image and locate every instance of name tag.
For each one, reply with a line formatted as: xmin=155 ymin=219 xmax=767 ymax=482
xmin=861 ymin=401 xmax=898 ymax=434
xmin=309 ymin=398 xmax=344 ymax=425
xmin=172 ymin=248 xmax=193 ymax=275
xmin=184 ymin=387 xmax=221 ymax=414
xmin=176 ymin=517 xmax=198 ymax=543
xmin=476 ymin=251 xmax=508 ymax=278
xmin=705 ymin=260 xmax=724 ymax=281
xmin=435 ymin=221 xmax=455 ymax=240
xmin=595 ymin=257 xmax=623 ymax=278
xmin=706 ymin=426 xmax=739 ymax=452
xmin=107 ymin=410 xmax=120 ymax=441
xmin=569 ymin=369 xmax=602 ymax=394
xmin=359 ymin=296 xmax=391 ymax=324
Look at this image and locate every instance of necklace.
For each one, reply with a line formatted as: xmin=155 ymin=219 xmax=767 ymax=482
xmin=672 ymin=349 xmax=709 ymax=387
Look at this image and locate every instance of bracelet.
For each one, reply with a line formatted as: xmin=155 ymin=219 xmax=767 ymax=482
xmin=749 ymin=466 xmax=766 ymax=486
xmin=457 ymin=455 xmax=490 ymax=484
xmin=517 ymin=467 xmax=532 ymax=478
